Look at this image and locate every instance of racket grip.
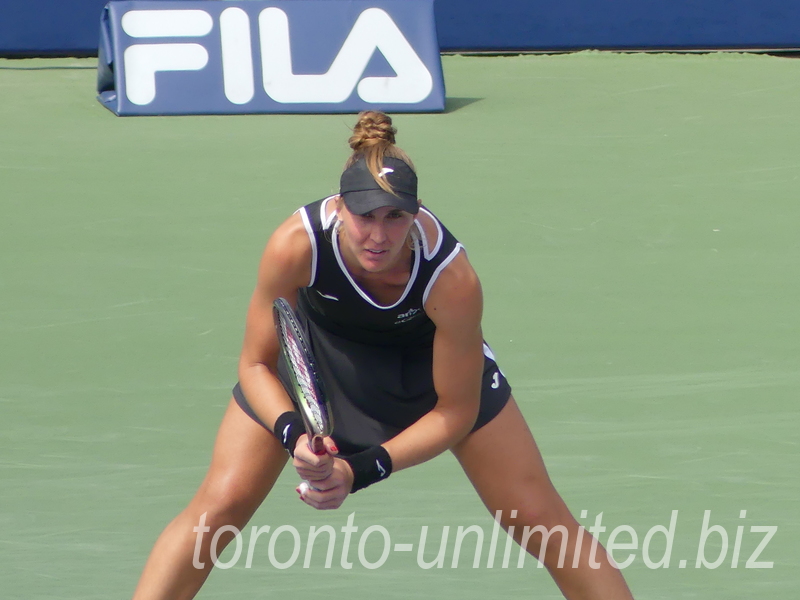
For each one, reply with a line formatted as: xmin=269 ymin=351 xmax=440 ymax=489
xmin=309 ymin=434 xmax=326 ymax=456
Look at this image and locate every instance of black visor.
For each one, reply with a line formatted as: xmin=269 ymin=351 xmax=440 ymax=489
xmin=340 ymin=157 xmax=418 ymax=215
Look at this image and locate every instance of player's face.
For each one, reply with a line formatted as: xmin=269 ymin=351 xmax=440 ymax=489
xmin=338 ymin=203 xmax=416 ymax=273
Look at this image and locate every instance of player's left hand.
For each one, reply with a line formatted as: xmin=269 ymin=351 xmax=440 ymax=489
xmin=296 ymin=458 xmax=354 ymax=510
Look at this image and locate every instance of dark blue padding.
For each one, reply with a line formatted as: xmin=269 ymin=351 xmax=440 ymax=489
xmin=434 ymin=0 xmax=800 ymax=51
xmin=3 ymin=0 xmax=800 ymax=56
xmin=0 ymin=0 xmax=107 ymax=55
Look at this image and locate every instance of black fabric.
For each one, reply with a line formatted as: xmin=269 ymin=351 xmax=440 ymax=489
xmin=343 ymin=445 xmax=393 ymax=493
xmin=273 ymin=411 xmax=305 ymax=456
xmin=232 ymin=308 xmax=511 ymax=457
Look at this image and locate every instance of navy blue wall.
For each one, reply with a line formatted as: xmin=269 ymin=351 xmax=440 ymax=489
xmin=2 ymin=0 xmax=800 ymax=55
xmin=436 ymin=0 xmax=800 ymax=51
xmin=2 ymin=0 xmax=108 ymax=55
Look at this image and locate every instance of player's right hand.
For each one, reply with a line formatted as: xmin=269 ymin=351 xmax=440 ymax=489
xmin=292 ymin=434 xmax=338 ymax=482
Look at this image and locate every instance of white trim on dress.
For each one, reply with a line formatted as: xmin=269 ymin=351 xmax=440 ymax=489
xmin=331 ymin=220 xmax=421 ymax=310
xmin=297 ymin=206 xmax=319 ymax=288
xmin=320 ymin=195 xmax=338 ymax=229
xmin=422 ymin=243 xmax=464 ymax=306
xmin=415 ymin=207 xmax=443 ymax=260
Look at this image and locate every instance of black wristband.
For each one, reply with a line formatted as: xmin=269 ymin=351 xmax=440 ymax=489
xmin=343 ymin=446 xmax=393 ymax=493
xmin=273 ymin=411 xmax=305 ymax=457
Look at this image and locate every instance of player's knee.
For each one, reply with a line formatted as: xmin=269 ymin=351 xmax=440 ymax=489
xmin=507 ymin=503 xmax=578 ymax=566
xmin=516 ymin=521 xmax=571 ymax=567
xmin=190 ymin=477 xmax=262 ymax=533
xmin=179 ymin=500 xmax=253 ymax=564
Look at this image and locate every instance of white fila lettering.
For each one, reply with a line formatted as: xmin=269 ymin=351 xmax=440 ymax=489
xmin=121 ymin=10 xmax=212 ymax=105
xmin=220 ymin=8 xmax=255 ymax=104
xmin=120 ymin=7 xmax=433 ymax=106
xmin=259 ymin=7 xmax=432 ymax=103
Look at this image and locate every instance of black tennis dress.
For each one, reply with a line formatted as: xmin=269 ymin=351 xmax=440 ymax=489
xmin=234 ymin=196 xmax=511 ymax=456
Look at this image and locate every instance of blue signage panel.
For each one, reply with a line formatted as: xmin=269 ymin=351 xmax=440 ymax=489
xmin=97 ymin=0 xmax=445 ymax=115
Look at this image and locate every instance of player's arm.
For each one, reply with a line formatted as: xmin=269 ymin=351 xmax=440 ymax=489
xmin=382 ymin=250 xmax=484 ymax=471
xmin=237 ymin=212 xmax=313 ymax=435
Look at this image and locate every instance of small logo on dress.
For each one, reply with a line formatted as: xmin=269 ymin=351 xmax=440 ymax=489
xmin=378 ymin=167 xmax=394 ymax=178
xmin=395 ymin=307 xmax=421 ymax=323
xmin=316 ymin=290 xmax=339 ymax=301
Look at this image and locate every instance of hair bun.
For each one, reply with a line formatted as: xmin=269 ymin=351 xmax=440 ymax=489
xmin=349 ymin=111 xmax=397 ymax=152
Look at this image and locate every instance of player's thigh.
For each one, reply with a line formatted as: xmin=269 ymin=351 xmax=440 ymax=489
xmin=188 ymin=398 xmax=288 ymax=524
xmin=451 ymin=396 xmax=571 ymax=528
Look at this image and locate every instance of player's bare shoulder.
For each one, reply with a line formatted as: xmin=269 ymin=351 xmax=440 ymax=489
xmin=257 ymin=211 xmax=314 ymax=291
xmin=424 ymin=250 xmax=483 ymax=328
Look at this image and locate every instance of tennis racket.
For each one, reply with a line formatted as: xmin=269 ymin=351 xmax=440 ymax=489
xmin=273 ymin=297 xmax=333 ymax=456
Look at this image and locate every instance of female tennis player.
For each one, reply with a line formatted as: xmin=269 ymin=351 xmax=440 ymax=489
xmin=132 ymin=111 xmax=634 ymax=599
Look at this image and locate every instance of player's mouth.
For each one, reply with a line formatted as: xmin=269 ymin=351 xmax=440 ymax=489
xmin=361 ymin=247 xmax=391 ymax=267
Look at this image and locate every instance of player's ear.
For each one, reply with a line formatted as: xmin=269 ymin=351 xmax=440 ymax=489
xmin=335 ymin=195 xmax=345 ymax=220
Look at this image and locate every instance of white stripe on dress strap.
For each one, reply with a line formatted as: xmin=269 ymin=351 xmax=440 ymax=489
xmin=422 ymin=243 xmax=464 ymax=306
xmin=299 ymin=206 xmax=318 ymax=288
xmin=418 ymin=207 xmax=443 ymax=259
xmin=321 ymin=195 xmax=338 ymax=229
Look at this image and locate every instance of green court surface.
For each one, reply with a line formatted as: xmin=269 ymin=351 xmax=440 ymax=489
xmin=1 ymin=52 xmax=798 ymax=598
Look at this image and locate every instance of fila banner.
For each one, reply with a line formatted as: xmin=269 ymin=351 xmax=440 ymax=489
xmin=97 ymin=0 xmax=445 ymax=115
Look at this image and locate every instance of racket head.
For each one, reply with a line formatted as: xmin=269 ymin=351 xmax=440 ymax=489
xmin=273 ymin=298 xmax=333 ymax=451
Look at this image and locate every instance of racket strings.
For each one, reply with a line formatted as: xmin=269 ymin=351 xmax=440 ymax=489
xmin=284 ymin=331 xmax=313 ymax=389
xmin=281 ymin=325 xmax=325 ymax=429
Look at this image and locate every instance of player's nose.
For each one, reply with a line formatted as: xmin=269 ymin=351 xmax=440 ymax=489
xmin=370 ymin=222 xmax=388 ymax=244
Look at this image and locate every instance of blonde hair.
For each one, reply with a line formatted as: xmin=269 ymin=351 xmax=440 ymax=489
xmin=344 ymin=111 xmax=415 ymax=196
